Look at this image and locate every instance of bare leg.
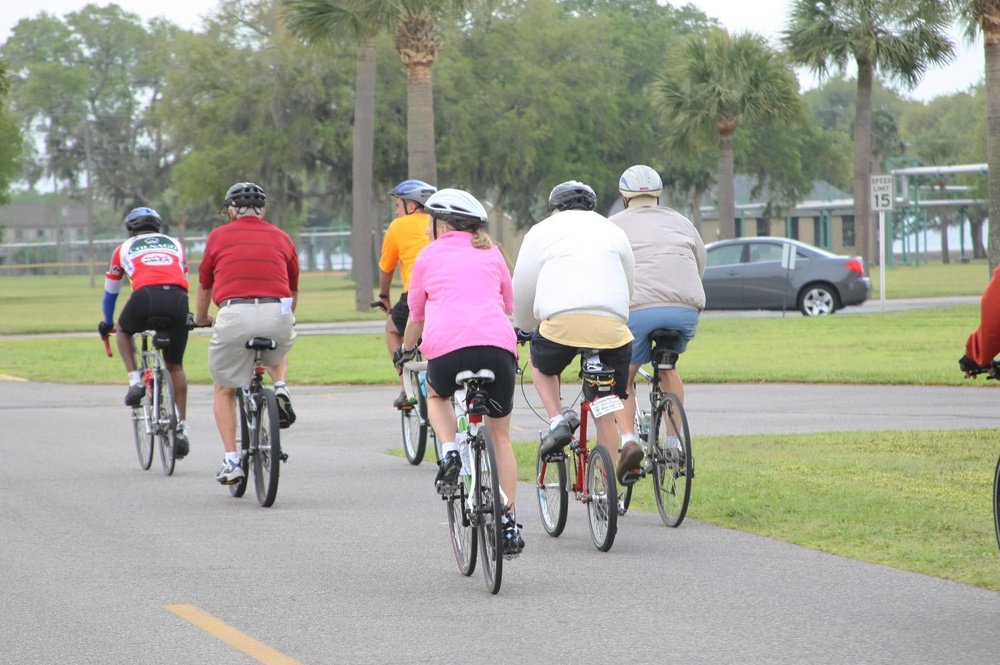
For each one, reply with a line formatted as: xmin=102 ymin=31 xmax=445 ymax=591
xmin=265 ymin=354 xmax=289 ymax=384
xmin=213 ymin=384 xmax=238 ymax=454
xmin=531 ymin=364 xmax=564 ymax=419
xmin=116 ymin=330 xmax=137 ymax=373
xmin=426 ymin=391 xmax=457 ymax=447
xmin=486 ymin=413 xmax=516 ymax=510
xmin=616 ymin=364 xmax=642 ymax=441
xmin=595 ymin=412 xmax=622 ymax=462
xmin=386 ymin=318 xmax=407 ymax=394
xmin=166 ymin=362 xmax=187 ymax=420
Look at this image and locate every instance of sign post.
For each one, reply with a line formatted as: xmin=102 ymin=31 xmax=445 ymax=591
xmin=780 ymin=243 xmax=796 ymax=318
xmin=870 ymin=175 xmax=894 ymax=312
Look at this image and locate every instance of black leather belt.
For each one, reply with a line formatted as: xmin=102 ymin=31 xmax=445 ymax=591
xmin=219 ymin=297 xmax=282 ymax=308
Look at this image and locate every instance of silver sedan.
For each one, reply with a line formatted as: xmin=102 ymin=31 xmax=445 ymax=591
xmin=702 ymin=237 xmax=872 ymax=316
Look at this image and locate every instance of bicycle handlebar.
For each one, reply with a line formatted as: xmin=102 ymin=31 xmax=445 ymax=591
xmin=371 ymin=301 xmax=389 ymax=313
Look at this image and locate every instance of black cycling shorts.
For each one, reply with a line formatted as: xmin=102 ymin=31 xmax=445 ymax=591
xmin=390 ymin=292 xmax=409 ymax=336
xmin=426 ymin=346 xmax=517 ymax=418
xmin=117 ymin=285 xmax=190 ymax=365
xmin=530 ymin=333 xmax=631 ymax=400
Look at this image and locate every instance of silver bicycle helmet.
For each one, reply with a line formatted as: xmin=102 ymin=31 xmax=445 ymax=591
xmin=424 ymin=188 xmax=488 ymax=231
xmin=619 ymin=165 xmax=662 ymax=200
xmin=547 ymin=181 xmax=597 ymax=213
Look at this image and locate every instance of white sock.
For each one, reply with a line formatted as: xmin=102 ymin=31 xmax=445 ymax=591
xmin=666 ymin=436 xmax=681 ymax=450
xmin=128 ymin=371 xmax=142 ymax=386
xmin=441 ymin=442 xmax=458 ymax=456
xmin=225 ymin=451 xmax=240 ymax=462
xmin=621 ymin=433 xmax=638 ymax=445
xmin=549 ymin=414 xmax=566 ymax=428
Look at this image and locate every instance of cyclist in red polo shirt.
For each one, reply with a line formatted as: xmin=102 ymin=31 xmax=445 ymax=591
xmin=99 ymin=207 xmax=192 ymax=458
xmin=193 ymin=182 xmax=299 ymax=485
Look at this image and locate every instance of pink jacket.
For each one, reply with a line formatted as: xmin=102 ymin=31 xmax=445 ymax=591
xmin=407 ymin=232 xmax=516 ymax=359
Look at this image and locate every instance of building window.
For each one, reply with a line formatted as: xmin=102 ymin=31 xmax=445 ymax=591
xmin=842 ymin=215 xmax=855 ymax=247
xmin=813 ymin=216 xmax=823 ymax=247
xmin=756 ymin=218 xmax=768 ymax=236
xmin=788 ymin=217 xmax=800 ymax=240
xmin=735 ymin=217 xmax=743 ymax=238
xmin=37 ymin=229 xmax=45 ymax=239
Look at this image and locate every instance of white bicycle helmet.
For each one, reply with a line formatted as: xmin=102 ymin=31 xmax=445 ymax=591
xmin=619 ymin=165 xmax=662 ymax=200
xmin=424 ymin=188 xmax=489 ymax=231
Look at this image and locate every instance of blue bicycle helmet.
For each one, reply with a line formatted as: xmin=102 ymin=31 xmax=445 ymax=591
xmin=389 ymin=179 xmax=437 ymax=206
xmin=124 ymin=207 xmax=162 ymax=234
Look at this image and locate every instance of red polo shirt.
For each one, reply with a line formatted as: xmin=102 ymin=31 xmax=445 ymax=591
xmin=199 ymin=216 xmax=299 ymax=305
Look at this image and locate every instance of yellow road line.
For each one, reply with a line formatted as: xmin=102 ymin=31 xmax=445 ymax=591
xmin=164 ymin=604 xmax=304 ymax=665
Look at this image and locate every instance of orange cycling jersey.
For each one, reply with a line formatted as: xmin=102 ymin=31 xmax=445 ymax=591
xmin=106 ymin=234 xmax=188 ymax=291
xmin=379 ymin=211 xmax=430 ymax=291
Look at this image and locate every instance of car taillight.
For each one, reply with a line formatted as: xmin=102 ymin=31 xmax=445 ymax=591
xmin=846 ymin=257 xmax=864 ymax=274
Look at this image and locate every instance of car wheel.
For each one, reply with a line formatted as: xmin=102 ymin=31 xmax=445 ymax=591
xmin=799 ymin=284 xmax=837 ymax=316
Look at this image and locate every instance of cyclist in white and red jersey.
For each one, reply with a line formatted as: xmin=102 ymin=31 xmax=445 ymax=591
xmin=99 ymin=207 xmax=192 ymax=457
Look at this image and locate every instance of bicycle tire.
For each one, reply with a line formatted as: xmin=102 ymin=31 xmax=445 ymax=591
xmin=447 ymin=485 xmax=477 ymax=576
xmin=253 ymin=388 xmax=282 ymax=507
xmin=993 ymin=454 xmax=1000 ymax=553
xmin=475 ymin=426 xmax=504 ymax=594
xmin=586 ymin=444 xmax=618 ymax=552
xmin=401 ymin=368 xmax=427 ymax=465
xmin=231 ymin=391 xmax=251 ymax=498
xmin=535 ymin=448 xmax=568 ymax=537
xmin=157 ymin=365 xmax=177 ymax=476
xmin=132 ymin=364 xmax=155 ymax=470
xmin=651 ymin=391 xmax=693 ymax=528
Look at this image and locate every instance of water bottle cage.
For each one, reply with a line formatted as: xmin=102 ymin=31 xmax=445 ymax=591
xmin=467 ymin=388 xmax=491 ymax=416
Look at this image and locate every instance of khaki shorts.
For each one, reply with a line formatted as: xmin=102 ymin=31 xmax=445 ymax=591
xmin=208 ymin=302 xmax=296 ymax=388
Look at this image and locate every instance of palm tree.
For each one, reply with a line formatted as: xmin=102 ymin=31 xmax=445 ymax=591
xmin=957 ymin=0 xmax=1000 ymax=272
xmin=654 ymin=30 xmax=803 ymax=240
xmin=281 ymin=0 xmax=391 ymax=311
xmin=782 ymin=0 xmax=955 ymax=273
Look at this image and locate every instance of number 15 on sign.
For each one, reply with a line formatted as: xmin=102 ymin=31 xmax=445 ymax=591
xmin=871 ymin=175 xmax=894 ymax=211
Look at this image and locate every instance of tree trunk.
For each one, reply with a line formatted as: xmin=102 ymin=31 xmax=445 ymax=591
xmin=985 ymin=24 xmax=1000 ymax=276
xmin=691 ymin=189 xmax=703 ymax=236
xmin=351 ymin=40 xmax=377 ymax=311
xmin=852 ymin=60 xmax=874 ymax=275
xmin=972 ymin=218 xmax=987 ymax=258
xmin=717 ymin=132 xmax=735 ymax=240
xmin=406 ymin=62 xmax=437 ymax=185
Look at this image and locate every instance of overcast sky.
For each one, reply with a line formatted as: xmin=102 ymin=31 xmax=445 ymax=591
xmin=0 ymin=0 xmax=987 ymax=102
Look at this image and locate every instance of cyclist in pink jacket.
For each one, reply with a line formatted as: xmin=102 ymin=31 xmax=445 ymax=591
xmin=393 ymin=188 xmax=523 ymax=556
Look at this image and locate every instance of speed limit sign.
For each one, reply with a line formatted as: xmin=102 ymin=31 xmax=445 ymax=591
xmin=871 ymin=175 xmax=894 ymax=211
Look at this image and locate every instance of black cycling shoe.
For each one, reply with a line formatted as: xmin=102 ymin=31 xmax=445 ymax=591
xmin=502 ymin=516 xmax=525 ymax=556
xmin=125 ymin=384 xmax=145 ymax=407
xmin=435 ymin=450 xmax=462 ymax=494
xmin=173 ymin=427 xmax=189 ymax=459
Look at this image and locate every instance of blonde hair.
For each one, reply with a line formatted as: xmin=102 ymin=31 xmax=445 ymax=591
xmin=471 ymin=228 xmax=493 ymax=250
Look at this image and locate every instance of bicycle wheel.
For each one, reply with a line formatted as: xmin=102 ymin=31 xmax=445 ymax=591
xmin=447 ymin=484 xmax=477 ymax=576
xmin=401 ymin=368 xmax=427 ymax=465
xmin=231 ymin=391 xmax=251 ymax=498
xmin=651 ymin=391 xmax=693 ymax=528
xmin=156 ymin=366 xmax=177 ymax=476
xmin=586 ymin=444 xmax=618 ymax=552
xmin=474 ymin=427 xmax=504 ymax=594
xmin=252 ymin=388 xmax=282 ymax=507
xmin=993 ymin=455 xmax=1000 ymax=553
xmin=131 ymin=379 xmax=154 ymax=470
xmin=535 ymin=448 xmax=567 ymax=537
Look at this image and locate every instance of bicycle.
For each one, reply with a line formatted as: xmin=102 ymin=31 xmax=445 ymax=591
xmin=620 ymin=329 xmax=695 ymax=528
xmin=964 ymin=360 xmax=1000 ymax=552
xmin=534 ymin=349 xmax=619 ymax=552
xmin=227 ymin=336 xmax=289 ymax=507
xmin=441 ymin=369 xmax=508 ymax=595
xmin=103 ymin=316 xmax=182 ymax=476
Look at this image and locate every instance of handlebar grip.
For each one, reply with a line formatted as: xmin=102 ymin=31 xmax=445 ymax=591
xmin=371 ymin=301 xmax=388 ymax=313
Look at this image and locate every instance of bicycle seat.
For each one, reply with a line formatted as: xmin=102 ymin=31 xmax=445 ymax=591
xmin=245 ymin=337 xmax=278 ymax=351
xmin=648 ymin=329 xmax=681 ymax=370
xmin=647 ymin=329 xmax=682 ymax=343
xmin=455 ymin=369 xmax=495 ymax=385
xmin=147 ymin=316 xmax=174 ymax=349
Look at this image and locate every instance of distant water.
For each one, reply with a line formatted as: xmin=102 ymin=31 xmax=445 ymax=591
xmin=891 ymin=220 xmax=987 ymax=256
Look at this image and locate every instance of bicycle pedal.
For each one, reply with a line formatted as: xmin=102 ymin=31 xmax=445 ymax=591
xmin=621 ymin=470 xmax=642 ymax=485
xmin=281 ymin=452 xmax=289 ymax=462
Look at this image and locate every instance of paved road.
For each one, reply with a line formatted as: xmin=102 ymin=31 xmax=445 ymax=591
xmin=3 ymin=379 xmax=1000 ymax=664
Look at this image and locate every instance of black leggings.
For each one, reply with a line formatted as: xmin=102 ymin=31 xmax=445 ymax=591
xmin=426 ymin=346 xmax=517 ymax=418
xmin=117 ymin=285 xmax=190 ymax=365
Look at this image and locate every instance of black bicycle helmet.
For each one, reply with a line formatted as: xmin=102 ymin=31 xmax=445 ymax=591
xmin=224 ymin=182 xmax=266 ymax=208
xmin=124 ymin=207 xmax=162 ymax=234
xmin=547 ymin=180 xmax=597 ymax=213
xmin=389 ymin=179 xmax=437 ymax=206
xmin=424 ymin=188 xmax=489 ymax=231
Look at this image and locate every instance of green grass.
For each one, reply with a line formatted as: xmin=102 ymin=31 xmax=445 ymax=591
xmin=509 ymin=429 xmax=1000 ymax=592
xmin=0 ymin=258 xmax=989 ymax=335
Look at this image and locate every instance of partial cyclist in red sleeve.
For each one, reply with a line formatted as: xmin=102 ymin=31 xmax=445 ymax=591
xmin=961 ymin=269 xmax=1000 ymax=376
